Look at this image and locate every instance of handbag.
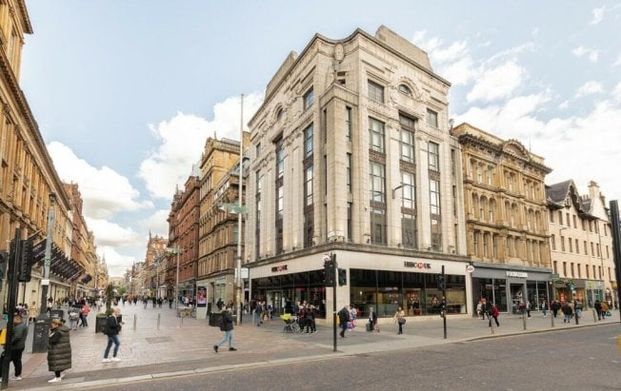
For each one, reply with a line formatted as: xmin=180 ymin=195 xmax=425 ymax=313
xmin=398 ymin=318 xmax=406 ymax=325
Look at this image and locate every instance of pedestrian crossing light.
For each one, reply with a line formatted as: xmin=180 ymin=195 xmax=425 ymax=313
xmin=338 ymin=268 xmax=347 ymax=286
xmin=436 ymin=275 xmax=446 ymax=291
xmin=324 ymin=254 xmax=336 ymax=286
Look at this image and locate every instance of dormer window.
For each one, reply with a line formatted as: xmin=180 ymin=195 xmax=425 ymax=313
xmin=398 ymin=84 xmax=412 ymax=96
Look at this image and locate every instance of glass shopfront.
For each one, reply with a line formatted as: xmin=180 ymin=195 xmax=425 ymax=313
xmin=251 ymin=270 xmax=326 ymax=318
xmin=350 ymin=269 xmax=466 ymax=318
xmin=472 ymin=276 xmax=550 ymax=314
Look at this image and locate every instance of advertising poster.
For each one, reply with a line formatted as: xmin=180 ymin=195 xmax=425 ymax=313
xmin=197 ymin=286 xmax=207 ymax=307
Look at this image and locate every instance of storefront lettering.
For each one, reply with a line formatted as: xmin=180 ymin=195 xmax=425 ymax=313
xmin=271 ymin=265 xmax=288 ymax=273
xmin=506 ymin=271 xmax=528 ymax=278
xmin=404 ymin=261 xmax=431 ymax=269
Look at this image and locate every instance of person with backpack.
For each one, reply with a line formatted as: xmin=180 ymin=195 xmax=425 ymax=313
xmin=102 ymin=308 xmax=122 ymax=363
xmin=562 ymin=301 xmax=573 ymax=323
xmin=338 ymin=306 xmax=350 ymax=338
xmin=213 ymin=306 xmax=236 ymax=353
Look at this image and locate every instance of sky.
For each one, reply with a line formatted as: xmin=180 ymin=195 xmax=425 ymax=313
xmin=19 ymin=1 xmax=621 ymax=277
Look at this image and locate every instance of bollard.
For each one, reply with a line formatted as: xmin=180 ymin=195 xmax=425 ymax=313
xmin=551 ymin=311 xmax=555 ymax=328
xmin=522 ymin=311 xmax=527 ymax=330
xmin=157 ymin=313 xmax=161 ymax=330
xmin=133 ymin=314 xmax=137 ymax=331
xmin=181 ymin=314 xmax=184 ymax=328
xmin=593 ymin=309 xmax=597 ymax=322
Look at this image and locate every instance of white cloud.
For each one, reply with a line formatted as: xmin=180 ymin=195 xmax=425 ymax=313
xmin=572 ymin=46 xmax=599 ymax=63
xmin=590 ymin=7 xmax=605 ymax=25
xmin=613 ymin=53 xmax=621 ymax=67
xmin=138 ymin=92 xmax=263 ymax=200
xmin=558 ymin=100 xmax=569 ymax=110
xmin=98 ymin=246 xmax=136 ymax=278
xmin=575 ymin=81 xmax=604 ymax=97
xmin=466 ymin=61 xmax=525 ymax=103
xmin=48 ymin=141 xmax=151 ymax=219
xmin=85 ymin=217 xmax=139 ymax=247
xmin=139 ymin=209 xmax=170 ymax=238
xmin=613 ymin=82 xmax=621 ymax=102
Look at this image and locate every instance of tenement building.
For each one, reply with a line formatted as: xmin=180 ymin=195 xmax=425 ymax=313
xmin=547 ymin=180 xmax=617 ymax=308
xmin=452 ymin=123 xmax=553 ymax=314
xmin=197 ymin=135 xmax=248 ymax=316
xmin=0 ymin=0 xmax=79 ymax=307
xmin=245 ymin=26 xmax=469 ymax=322
xmin=144 ymin=231 xmax=167 ymax=298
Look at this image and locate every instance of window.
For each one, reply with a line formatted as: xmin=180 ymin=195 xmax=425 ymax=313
xmin=560 ymin=236 xmax=565 ymax=251
xmin=401 ymin=172 xmax=415 ymax=209
xmin=347 ymin=203 xmax=353 ymax=241
xmin=586 ymin=265 xmax=590 ymax=279
xmin=304 ymin=166 xmax=313 ymax=206
xmin=304 ymin=123 xmax=313 ymax=158
xmin=591 ymin=242 xmax=594 ymax=256
xmin=398 ymin=84 xmax=412 ymax=96
xmin=401 ymin=213 xmax=417 ymax=248
xmin=573 ymin=215 xmax=577 ymax=228
xmin=431 ymin=216 xmax=442 ymax=251
xmin=369 ymin=162 xmax=385 ymax=203
xmin=426 ymin=108 xmax=438 ymax=128
xmin=368 ymin=80 xmax=384 ymax=103
xmin=549 ymin=210 xmax=554 ymax=223
xmin=568 ymin=238 xmax=573 ymax=253
xmin=575 ymin=239 xmax=579 ymax=254
xmin=553 ymin=261 xmax=558 ymax=274
xmin=558 ymin=211 xmax=563 ymax=225
xmin=369 ymin=117 xmax=385 ymax=153
xmin=578 ymin=264 xmax=582 ymax=279
xmin=346 ymin=107 xmax=352 ymax=140
xmin=276 ymin=139 xmax=284 ymax=178
xmin=255 ymin=142 xmax=261 ymax=157
xmin=606 ymin=245 xmax=610 ymax=259
xmin=277 ymin=186 xmax=284 ymax=217
xmin=551 ymin=234 xmax=556 ymax=250
xmin=570 ymin=263 xmax=575 ymax=278
xmin=584 ymin=240 xmax=588 ymax=255
xmin=346 ymin=153 xmax=352 ymax=193
xmin=303 ymin=87 xmax=314 ymax=110
xmin=400 ymin=128 xmax=415 ymax=162
xmin=370 ymin=208 xmax=386 ymax=244
xmin=276 ymin=108 xmax=283 ymax=121
xmin=563 ymin=262 xmax=567 ymax=277
xmin=428 ymin=142 xmax=440 ymax=171
xmin=566 ymin=213 xmax=570 ymax=228
xmin=429 ymin=179 xmax=441 ymax=215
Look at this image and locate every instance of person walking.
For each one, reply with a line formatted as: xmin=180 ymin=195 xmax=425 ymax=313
xmin=1 ymin=312 xmax=28 ymax=381
xmin=526 ymin=300 xmax=532 ymax=318
xmin=368 ymin=306 xmax=379 ymax=332
xmin=79 ymin=302 xmax=91 ymax=327
xmin=102 ymin=308 xmax=122 ymax=363
xmin=213 ymin=306 xmax=236 ymax=352
xmin=489 ymin=303 xmax=500 ymax=327
xmin=594 ymin=299 xmax=602 ymax=320
xmin=562 ymin=301 xmax=573 ymax=323
xmin=551 ymin=300 xmax=560 ymax=318
xmin=394 ymin=306 xmax=406 ymax=335
xmin=47 ymin=318 xmax=71 ymax=383
xmin=338 ymin=306 xmax=350 ymax=338
xmin=541 ymin=299 xmax=548 ymax=318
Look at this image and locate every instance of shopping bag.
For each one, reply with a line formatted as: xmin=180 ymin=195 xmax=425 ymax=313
xmin=0 ymin=328 xmax=6 ymax=345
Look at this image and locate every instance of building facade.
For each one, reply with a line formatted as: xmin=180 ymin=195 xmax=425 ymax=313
xmin=144 ymin=232 xmax=166 ymax=298
xmin=166 ymin=174 xmax=200 ymax=302
xmin=196 ymin=137 xmax=246 ymax=314
xmin=453 ymin=123 xmax=553 ymax=314
xmin=547 ymin=180 xmax=617 ymax=308
xmin=245 ymin=26 xmax=469 ymax=321
xmin=0 ymin=0 xmax=83 ymax=309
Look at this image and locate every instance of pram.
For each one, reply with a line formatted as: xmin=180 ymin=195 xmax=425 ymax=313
xmin=280 ymin=313 xmax=300 ymax=333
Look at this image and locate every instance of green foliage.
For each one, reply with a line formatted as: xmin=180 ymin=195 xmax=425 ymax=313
xmin=105 ymin=283 xmax=115 ymax=311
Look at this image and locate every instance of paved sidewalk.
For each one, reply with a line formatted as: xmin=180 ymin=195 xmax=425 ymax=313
xmin=6 ymin=305 xmax=620 ymax=390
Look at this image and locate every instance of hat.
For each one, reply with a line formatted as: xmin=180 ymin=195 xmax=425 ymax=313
xmin=51 ymin=318 xmax=63 ymax=326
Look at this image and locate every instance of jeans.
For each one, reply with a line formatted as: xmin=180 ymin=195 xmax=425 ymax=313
xmin=7 ymin=348 xmax=23 ymax=377
xmin=216 ymin=330 xmax=233 ymax=347
xmin=104 ymin=335 xmax=120 ymax=358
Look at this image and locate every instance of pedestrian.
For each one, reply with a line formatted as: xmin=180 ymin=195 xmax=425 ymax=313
xmin=526 ymin=300 xmax=531 ymax=318
xmin=594 ymin=299 xmax=602 ymax=320
xmin=0 ymin=312 xmax=28 ymax=381
xmin=476 ymin=300 xmax=483 ymax=320
xmin=541 ymin=299 xmax=548 ymax=318
xmin=255 ymin=300 xmax=263 ymax=326
xmin=213 ymin=306 xmax=236 ymax=353
xmin=574 ymin=299 xmax=583 ymax=319
xmin=368 ymin=306 xmax=379 ymax=332
xmin=338 ymin=306 xmax=350 ymax=338
xmin=551 ymin=300 xmax=560 ymax=318
xmin=394 ymin=306 xmax=406 ymax=335
xmin=29 ymin=301 xmax=38 ymax=323
xmin=80 ymin=301 xmax=91 ymax=327
xmin=489 ymin=303 xmax=500 ymax=327
xmin=68 ymin=307 xmax=79 ymax=330
xmin=102 ymin=308 xmax=122 ymax=363
xmin=349 ymin=305 xmax=358 ymax=329
xmin=601 ymin=301 xmax=609 ymax=318
xmin=47 ymin=318 xmax=71 ymax=383
xmin=561 ymin=301 xmax=573 ymax=323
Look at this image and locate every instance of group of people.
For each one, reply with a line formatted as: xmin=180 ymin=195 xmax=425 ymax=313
xmin=476 ymin=298 xmax=501 ymax=327
xmin=1 ymin=302 xmax=124 ymax=385
xmin=68 ymin=299 xmax=91 ymax=330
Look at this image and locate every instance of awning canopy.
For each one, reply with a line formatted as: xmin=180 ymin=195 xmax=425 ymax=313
xmin=32 ymin=240 xmax=85 ymax=281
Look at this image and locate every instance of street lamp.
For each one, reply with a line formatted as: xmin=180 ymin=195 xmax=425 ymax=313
xmin=166 ymin=245 xmax=181 ymax=309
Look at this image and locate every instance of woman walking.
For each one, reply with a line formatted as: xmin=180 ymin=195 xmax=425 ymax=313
xmin=213 ymin=305 xmax=236 ymax=352
xmin=47 ymin=318 xmax=71 ymax=383
xmin=394 ymin=306 xmax=406 ymax=335
xmin=102 ymin=308 xmax=122 ymax=362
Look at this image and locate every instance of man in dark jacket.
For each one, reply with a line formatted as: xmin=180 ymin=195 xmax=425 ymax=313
xmin=47 ymin=318 xmax=71 ymax=383
xmin=338 ymin=306 xmax=350 ymax=338
xmin=4 ymin=313 xmax=28 ymax=381
xmin=102 ymin=308 xmax=122 ymax=363
xmin=213 ymin=306 xmax=236 ymax=352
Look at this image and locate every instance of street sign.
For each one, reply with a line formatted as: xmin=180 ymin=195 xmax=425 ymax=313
xmin=550 ymin=273 xmax=560 ymax=280
xmin=465 ymin=265 xmax=475 ymax=273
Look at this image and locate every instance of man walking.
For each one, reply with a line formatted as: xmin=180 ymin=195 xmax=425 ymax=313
xmin=213 ymin=305 xmax=236 ymax=352
xmin=2 ymin=312 xmax=28 ymax=381
xmin=338 ymin=306 xmax=350 ymax=338
xmin=102 ymin=308 xmax=122 ymax=363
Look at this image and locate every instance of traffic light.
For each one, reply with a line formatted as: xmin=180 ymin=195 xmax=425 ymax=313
xmin=18 ymin=238 xmax=33 ymax=282
xmin=338 ymin=268 xmax=347 ymax=286
xmin=0 ymin=251 xmax=7 ymax=290
xmin=324 ymin=254 xmax=336 ymax=286
xmin=436 ymin=275 xmax=446 ymax=291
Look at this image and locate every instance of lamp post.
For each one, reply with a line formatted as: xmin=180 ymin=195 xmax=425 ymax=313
xmin=39 ymin=193 xmax=56 ymax=317
xmin=236 ymin=94 xmax=244 ymax=326
xmin=166 ymin=245 xmax=181 ymax=309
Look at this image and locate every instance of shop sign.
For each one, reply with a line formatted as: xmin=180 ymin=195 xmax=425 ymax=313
xmin=465 ymin=265 xmax=475 ymax=273
xmin=404 ymin=261 xmax=431 ymax=269
xmin=271 ymin=265 xmax=288 ymax=273
xmin=506 ymin=271 xmax=528 ymax=278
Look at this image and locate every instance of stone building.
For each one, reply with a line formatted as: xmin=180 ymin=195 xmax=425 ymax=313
xmin=196 ymin=136 xmax=248 ymax=314
xmin=452 ymin=123 xmax=552 ymax=314
xmin=166 ymin=174 xmax=200 ymax=302
xmin=547 ymin=180 xmax=617 ymax=308
xmin=144 ymin=232 xmax=167 ymax=297
xmin=245 ymin=26 xmax=469 ymax=321
xmin=0 ymin=0 xmax=77 ymax=308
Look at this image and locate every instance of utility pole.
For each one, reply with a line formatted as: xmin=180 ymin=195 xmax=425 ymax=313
xmin=1 ymin=229 xmax=22 ymax=390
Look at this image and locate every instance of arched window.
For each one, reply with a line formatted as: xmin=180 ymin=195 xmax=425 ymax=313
xmin=511 ymin=203 xmax=519 ymax=227
xmin=276 ymin=107 xmax=283 ymax=121
xmin=398 ymin=84 xmax=412 ymax=96
xmin=472 ymin=193 xmax=479 ymax=218
xmin=489 ymin=198 xmax=496 ymax=221
xmin=480 ymin=196 xmax=488 ymax=222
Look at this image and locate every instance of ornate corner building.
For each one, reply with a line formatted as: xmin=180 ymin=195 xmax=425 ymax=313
xmin=452 ymin=123 xmax=552 ymax=314
xmin=244 ymin=26 xmax=470 ymax=321
xmin=547 ymin=180 xmax=617 ymax=308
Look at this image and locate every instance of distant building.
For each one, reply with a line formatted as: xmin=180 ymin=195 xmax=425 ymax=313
xmin=547 ymin=180 xmax=617 ymax=308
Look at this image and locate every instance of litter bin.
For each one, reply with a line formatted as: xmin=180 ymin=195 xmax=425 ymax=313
xmin=209 ymin=312 xmax=222 ymax=327
xmin=32 ymin=317 xmax=51 ymax=353
xmin=50 ymin=309 xmax=64 ymax=321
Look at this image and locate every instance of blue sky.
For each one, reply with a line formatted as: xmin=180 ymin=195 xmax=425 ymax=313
xmin=20 ymin=1 xmax=621 ymax=276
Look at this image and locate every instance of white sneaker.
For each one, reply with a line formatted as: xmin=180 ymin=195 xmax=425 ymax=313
xmin=102 ymin=358 xmax=112 ymax=363
xmin=112 ymin=357 xmax=121 ymax=362
xmin=10 ymin=376 xmax=22 ymax=381
xmin=48 ymin=377 xmax=62 ymax=383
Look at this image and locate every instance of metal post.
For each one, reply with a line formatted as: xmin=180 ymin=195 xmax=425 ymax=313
xmin=157 ymin=313 xmax=161 ymax=330
xmin=442 ymin=265 xmax=447 ymax=339
xmin=39 ymin=194 xmax=56 ymax=316
xmin=175 ymin=246 xmax=180 ymax=310
xmin=235 ymin=93 xmax=244 ymax=326
xmin=133 ymin=314 xmax=137 ymax=331
xmin=333 ymin=255 xmax=337 ymax=352
xmin=1 ymin=229 xmax=21 ymax=390
xmin=608 ymin=200 xmax=621 ymax=324
xmin=522 ymin=308 xmax=527 ymax=330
